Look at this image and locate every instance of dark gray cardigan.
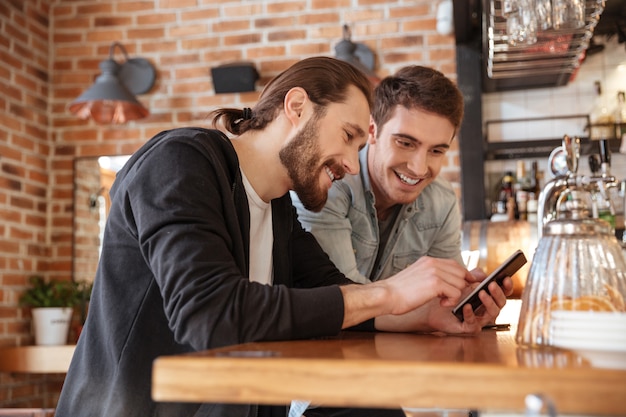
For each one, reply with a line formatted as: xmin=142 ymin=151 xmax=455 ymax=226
xmin=56 ymin=127 xmax=358 ymax=417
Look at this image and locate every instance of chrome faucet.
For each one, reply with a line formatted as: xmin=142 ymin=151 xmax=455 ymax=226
xmin=537 ymin=135 xmax=582 ymax=238
xmin=537 ymin=135 xmax=619 ymax=239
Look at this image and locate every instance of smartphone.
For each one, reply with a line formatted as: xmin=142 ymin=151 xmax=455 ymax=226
xmin=452 ymin=249 xmax=527 ymax=322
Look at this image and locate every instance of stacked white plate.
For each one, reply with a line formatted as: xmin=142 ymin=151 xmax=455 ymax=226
xmin=550 ymin=311 xmax=626 ymax=369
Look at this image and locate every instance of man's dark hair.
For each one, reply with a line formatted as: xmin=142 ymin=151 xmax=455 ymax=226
xmin=371 ymin=66 xmax=464 ymax=135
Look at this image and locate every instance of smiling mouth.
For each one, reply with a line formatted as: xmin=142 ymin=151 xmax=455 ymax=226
xmin=325 ymin=166 xmax=336 ymax=182
xmin=397 ymin=172 xmax=422 ymax=186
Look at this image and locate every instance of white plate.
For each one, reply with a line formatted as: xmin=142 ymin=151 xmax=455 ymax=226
xmin=572 ymin=349 xmax=626 ymax=370
xmin=551 ymin=329 xmax=626 ymax=344
xmin=552 ymin=332 xmax=626 ymax=348
xmin=552 ymin=335 xmax=626 ymax=352
xmin=551 ymin=311 xmax=626 ymax=325
xmin=550 ymin=322 xmax=625 ymax=333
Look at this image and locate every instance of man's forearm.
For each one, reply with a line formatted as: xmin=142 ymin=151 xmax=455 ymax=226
xmin=339 ymin=283 xmax=392 ymax=329
xmin=373 ymin=308 xmax=434 ymax=333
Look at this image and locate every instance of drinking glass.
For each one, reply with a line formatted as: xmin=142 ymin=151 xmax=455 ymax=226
xmin=553 ymin=0 xmax=585 ymax=29
xmin=536 ymin=0 xmax=552 ymax=30
xmin=507 ymin=0 xmax=538 ymax=46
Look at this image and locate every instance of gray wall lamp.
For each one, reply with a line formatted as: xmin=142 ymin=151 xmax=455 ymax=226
xmin=334 ymin=24 xmax=380 ymax=84
xmin=69 ymin=42 xmax=156 ymax=124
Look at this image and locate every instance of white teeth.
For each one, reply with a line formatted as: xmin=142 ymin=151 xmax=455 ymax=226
xmin=325 ymin=166 xmax=335 ymax=181
xmin=398 ymin=173 xmax=419 ymax=185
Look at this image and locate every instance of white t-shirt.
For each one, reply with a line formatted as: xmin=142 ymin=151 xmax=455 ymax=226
xmin=240 ymin=169 xmax=274 ymax=285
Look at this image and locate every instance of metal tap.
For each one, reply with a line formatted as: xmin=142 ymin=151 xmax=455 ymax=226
xmin=537 ymin=135 xmax=620 ymax=238
xmin=537 ymin=135 xmax=583 ymax=238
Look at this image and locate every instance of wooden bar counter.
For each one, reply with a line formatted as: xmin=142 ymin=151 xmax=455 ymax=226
xmin=152 ymin=330 xmax=626 ymax=416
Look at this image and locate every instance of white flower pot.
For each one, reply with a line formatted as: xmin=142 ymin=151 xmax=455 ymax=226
xmin=31 ymin=307 xmax=73 ymax=346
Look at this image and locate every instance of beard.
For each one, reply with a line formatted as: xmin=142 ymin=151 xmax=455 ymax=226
xmin=279 ymin=116 xmax=339 ymax=212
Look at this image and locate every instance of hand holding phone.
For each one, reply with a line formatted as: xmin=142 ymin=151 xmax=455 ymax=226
xmin=452 ymin=249 xmax=527 ymax=322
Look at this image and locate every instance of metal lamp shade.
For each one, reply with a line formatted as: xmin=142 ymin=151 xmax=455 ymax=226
xmin=69 ymin=59 xmax=149 ymax=124
xmin=334 ymin=25 xmax=379 ymax=85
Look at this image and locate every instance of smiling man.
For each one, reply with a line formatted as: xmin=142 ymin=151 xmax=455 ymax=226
xmin=292 ymin=65 xmax=467 ymax=284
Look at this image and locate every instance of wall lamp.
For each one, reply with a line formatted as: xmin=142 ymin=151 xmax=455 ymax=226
xmin=69 ymin=42 xmax=156 ymax=125
xmin=334 ymin=24 xmax=380 ymax=84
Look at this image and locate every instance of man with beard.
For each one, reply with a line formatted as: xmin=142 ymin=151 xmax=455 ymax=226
xmin=56 ymin=57 xmax=511 ymax=417
xmin=293 ymin=66 xmax=477 ymax=286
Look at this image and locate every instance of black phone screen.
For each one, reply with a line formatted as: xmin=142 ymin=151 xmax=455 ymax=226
xmin=452 ymin=249 xmax=527 ymax=321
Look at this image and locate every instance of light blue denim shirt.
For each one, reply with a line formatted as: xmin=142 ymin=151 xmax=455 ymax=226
xmin=291 ymin=145 xmax=464 ymax=284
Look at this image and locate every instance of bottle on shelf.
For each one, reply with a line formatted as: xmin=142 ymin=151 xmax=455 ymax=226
xmin=515 ymin=161 xmax=529 ymax=221
xmin=615 ymin=91 xmax=626 ymax=153
xmin=596 ymin=193 xmax=616 ymax=231
xmin=589 ymin=81 xmax=614 ymax=141
xmin=614 ymin=91 xmax=626 ymax=128
xmin=492 ymin=171 xmax=517 ymax=221
xmin=528 ymin=161 xmax=541 ymax=197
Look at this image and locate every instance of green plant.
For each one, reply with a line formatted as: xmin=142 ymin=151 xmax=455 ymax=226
xmin=75 ymin=280 xmax=93 ymax=323
xmin=19 ymin=275 xmax=82 ymax=308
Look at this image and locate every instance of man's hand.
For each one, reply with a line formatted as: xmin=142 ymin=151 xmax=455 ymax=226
xmin=340 ymin=256 xmax=474 ymax=329
xmin=372 ymin=269 xmax=513 ymax=334
xmin=430 ymin=275 xmax=513 ymax=334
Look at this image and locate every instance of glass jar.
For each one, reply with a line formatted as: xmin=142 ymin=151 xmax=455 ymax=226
xmin=516 ymin=216 xmax=626 ymax=346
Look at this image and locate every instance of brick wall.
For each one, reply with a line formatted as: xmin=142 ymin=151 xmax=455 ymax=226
xmin=0 ymin=0 xmax=67 ymax=408
xmin=1 ymin=0 xmax=458 ymax=408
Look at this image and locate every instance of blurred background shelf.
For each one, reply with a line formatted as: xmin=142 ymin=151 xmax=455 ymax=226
xmin=0 ymin=345 xmax=75 ymax=374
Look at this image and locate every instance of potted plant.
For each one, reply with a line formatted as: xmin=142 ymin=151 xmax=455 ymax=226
xmin=73 ymin=280 xmax=93 ymax=342
xmin=19 ymin=275 xmax=82 ymax=345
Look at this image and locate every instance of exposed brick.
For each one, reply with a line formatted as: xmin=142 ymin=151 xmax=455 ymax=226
xmin=381 ymin=35 xmax=424 ymax=49
xmin=141 ymin=40 xmax=178 ymax=53
xmin=213 ymin=19 xmax=251 ymax=33
xmin=311 ymin=0 xmax=351 ymax=9
xmin=55 ymin=16 xmax=91 ymax=30
xmin=289 ymin=42 xmax=331 ymax=56
xmin=404 ymin=18 xmax=437 ymax=32
xmin=357 ymin=0 xmax=388 ymax=5
xmin=0 ymin=79 xmax=24 ymax=102
xmin=247 ymin=45 xmax=288 ymax=59
xmin=255 ymin=16 xmax=296 ymax=28
xmin=128 ymin=27 xmax=166 ymax=39
xmin=268 ymin=29 xmax=307 ymax=42
xmin=160 ymin=53 xmax=201 ymax=66
xmin=382 ymin=51 xmax=425 ymax=64
xmin=170 ymin=24 xmax=210 ymax=38
xmin=160 ymin=0 xmax=198 ymax=8
xmin=389 ymin=4 xmax=432 ymax=19
xmin=5 ymin=20 xmax=28 ymax=45
xmin=172 ymin=80 xmax=213 ymax=95
xmin=55 ymin=45 xmax=94 ymax=58
xmin=429 ymin=48 xmax=455 ymax=62
xmin=223 ymin=33 xmax=263 ymax=46
xmin=267 ymin=1 xmax=308 ymax=13
xmin=115 ymin=2 xmax=155 ymax=13
xmin=77 ymin=3 xmax=114 ymax=15
xmin=223 ymin=3 xmax=263 ymax=17
xmin=95 ymin=16 xmax=133 ymax=27
xmin=0 ymin=240 xmax=20 ymax=254
xmin=85 ymin=29 xmax=126 ymax=42
xmin=138 ymin=13 xmax=178 ymax=25
xmin=202 ymin=50 xmax=243 ymax=63
xmin=180 ymin=37 xmax=220 ymax=51
xmin=296 ymin=12 xmax=340 ymax=25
